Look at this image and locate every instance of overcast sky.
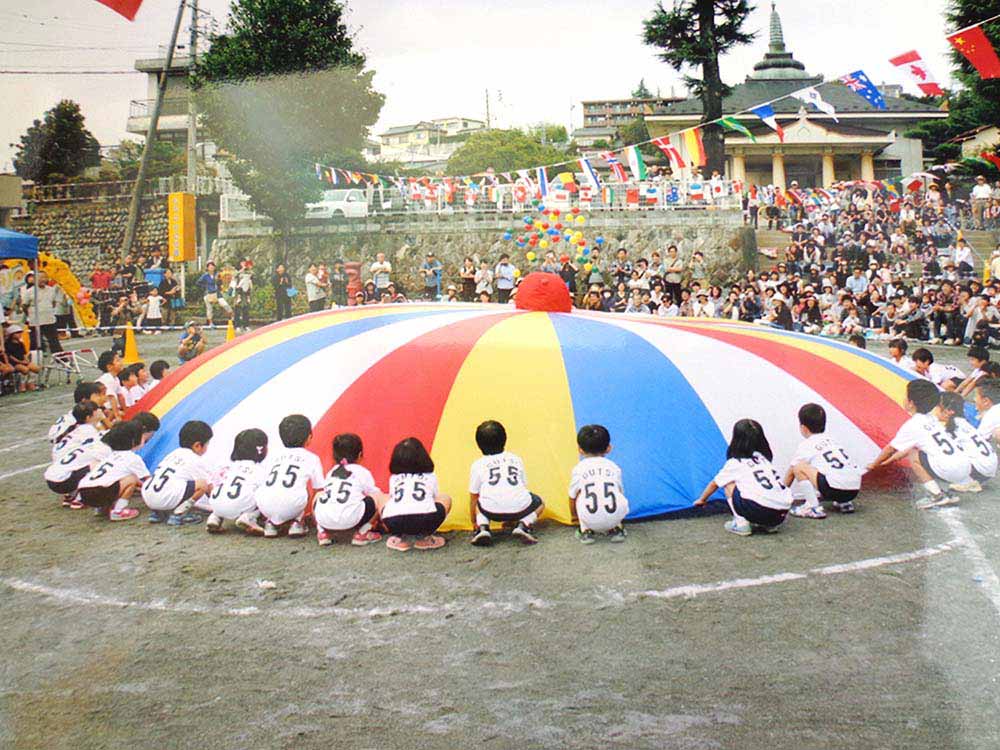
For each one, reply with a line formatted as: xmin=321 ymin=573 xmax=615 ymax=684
xmin=0 ymin=0 xmax=957 ymax=170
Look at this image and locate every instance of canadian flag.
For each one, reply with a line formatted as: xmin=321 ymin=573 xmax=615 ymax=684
xmin=95 ymin=0 xmax=144 ymax=20
xmin=889 ymin=50 xmax=945 ymax=96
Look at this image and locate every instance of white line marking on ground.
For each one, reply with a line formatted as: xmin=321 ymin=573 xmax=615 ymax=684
xmin=0 ymin=393 xmax=71 ymax=409
xmin=2 ymin=541 xmax=961 ymax=620
xmin=0 ymin=462 xmax=48 ymax=481
xmin=936 ymin=508 xmax=1000 ymax=617
xmin=0 ymin=437 xmax=46 ymax=454
xmin=635 ymin=541 xmax=958 ymax=600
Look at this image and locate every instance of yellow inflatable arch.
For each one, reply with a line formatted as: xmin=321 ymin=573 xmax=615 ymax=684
xmin=1 ymin=253 xmax=97 ymax=328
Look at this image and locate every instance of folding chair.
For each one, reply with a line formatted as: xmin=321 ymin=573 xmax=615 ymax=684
xmin=43 ymin=348 xmax=98 ymax=386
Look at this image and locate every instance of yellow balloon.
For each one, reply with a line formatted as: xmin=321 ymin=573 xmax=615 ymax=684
xmin=526 ymin=251 xmax=536 ymax=261
xmin=573 ymin=232 xmax=583 ymax=242
xmin=539 ymin=240 xmax=549 ymax=249
xmin=533 ymin=222 xmax=543 ymax=230
xmin=513 ymin=268 xmax=522 ymax=278
xmin=584 ymin=262 xmax=593 ymax=272
xmin=575 ymin=215 xmax=586 ymax=225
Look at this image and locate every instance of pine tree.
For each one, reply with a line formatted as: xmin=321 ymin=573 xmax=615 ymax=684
xmin=194 ymin=0 xmax=384 ymax=253
xmin=643 ymin=0 xmax=755 ymax=174
xmin=13 ymin=100 xmax=100 ymax=184
xmin=632 ymin=79 xmax=653 ymax=98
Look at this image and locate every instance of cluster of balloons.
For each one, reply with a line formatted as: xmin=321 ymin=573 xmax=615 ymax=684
xmin=500 ymin=200 xmax=605 ymax=273
xmin=75 ymin=287 xmax=92 ymax=306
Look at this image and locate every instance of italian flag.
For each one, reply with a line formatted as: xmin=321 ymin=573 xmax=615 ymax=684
xmin=95 ymin=0 xmax=144 ymax=20
xmin=626 ymin=146 xmax=648 ymax=181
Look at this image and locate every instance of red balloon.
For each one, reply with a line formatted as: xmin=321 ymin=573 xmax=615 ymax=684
xmin=552 ymin=209 xmax=560 ymax=217
xmin=553 ymin=235 xmax=561 ymax=242
xmin=542 ymin=222 xmax=550 ymax=230
xmin=542 ymin=209 xmax=550 ymax=216
xmin=554 ymin=222 xmax=563 ymax=230
xmin=560 ymin=254 xmax=570 ymax=263
xmin=571 ymin=207 xmax=580 ymax=215
xmin=517 ymin=236 xmax=525 ymax=243
xmin=529 ymin=238 xmax=538 ymax=246
xmin=578 ymin=240 xmax=586 ymax=247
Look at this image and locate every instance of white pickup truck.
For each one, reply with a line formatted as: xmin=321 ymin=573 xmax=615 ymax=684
xmin=305 ymin=188 xmax=369 ymax=219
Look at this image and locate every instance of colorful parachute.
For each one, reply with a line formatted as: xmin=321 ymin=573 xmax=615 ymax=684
xmin=135 ymin=303 xmax=914 ymax=530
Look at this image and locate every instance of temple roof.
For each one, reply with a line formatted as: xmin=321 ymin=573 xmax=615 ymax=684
xmin=748 ymin=2 xmax=810 ymax=81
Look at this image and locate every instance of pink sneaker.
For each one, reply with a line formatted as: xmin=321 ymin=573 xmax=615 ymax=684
xmin=413 ymin=535 xmax=445 ymax=550
xmin=386 ymin=535 xmax=411 ymax=551
xmin=109 ymin=508 xmax=140 ymax=522
xmin=317 ymin=528 xmax=333 ymax=547
xmin=351 ymin=529 xmax=382 ymax=546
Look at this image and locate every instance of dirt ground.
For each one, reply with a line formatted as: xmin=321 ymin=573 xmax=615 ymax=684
xmin=1 ymin=330 xmax=999 ymax=750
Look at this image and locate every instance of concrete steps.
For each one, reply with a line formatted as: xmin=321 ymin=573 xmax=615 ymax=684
xmin=755 ymin=229 xmax=788 ymax=250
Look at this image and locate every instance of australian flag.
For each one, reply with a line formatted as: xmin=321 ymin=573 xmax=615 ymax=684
xmin=840 ymin=70 xmax=887 ymax=110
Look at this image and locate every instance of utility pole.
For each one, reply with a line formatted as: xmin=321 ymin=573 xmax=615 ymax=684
xmin=120 ymin=0 xmax=187 ymax=261
xmin=485 ymin=89 xmax=491 ymax=129
xmin=186 ymin=0 xmax=199 ymax=302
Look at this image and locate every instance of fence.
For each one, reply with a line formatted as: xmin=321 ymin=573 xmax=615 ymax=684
xmin=22 ymin=176 xmax=238 ymax=205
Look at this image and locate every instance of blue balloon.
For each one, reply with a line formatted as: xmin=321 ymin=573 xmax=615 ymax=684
xmin=503 ymin=232 xmax=512 ymax=241
xmin=564 ymin=233 xmax=573 ymax=241
xmin=538 ymin=204 xmax=546 ymax=212
xmin=595 ymin=236 xmax=605 ymax=245
xmin=523 ymin=215 xmax=533 ymax=223
xmin=583 ymin=248 xmax=591 ymax=256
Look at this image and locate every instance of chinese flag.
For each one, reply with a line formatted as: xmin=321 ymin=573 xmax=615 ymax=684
xmin=95 ymin=0 xmax=144 ymax=21
xmin=948 ymin=25 xmax=1000 ymax=79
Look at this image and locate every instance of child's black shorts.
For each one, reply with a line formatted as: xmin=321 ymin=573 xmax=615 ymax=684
xmin=46 ymin=467 xmax=89 ymax=496
xmin=478 ymin=493 xmax=543 ymax=524
xmin=79 ymin=482 xmax=121 ymax=508
xmin=383 ymin=502 xmax=447 ymax=537
xmin=817 ymin=473 xmax=859 ymax=504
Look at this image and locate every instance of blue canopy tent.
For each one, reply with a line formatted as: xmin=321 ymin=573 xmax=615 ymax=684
xmin=0 ymin=228 xmax=42 ymax=363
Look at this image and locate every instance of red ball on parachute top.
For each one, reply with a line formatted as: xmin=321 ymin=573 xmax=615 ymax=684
xmin=514 ymin=271 xmax=572 ymax=313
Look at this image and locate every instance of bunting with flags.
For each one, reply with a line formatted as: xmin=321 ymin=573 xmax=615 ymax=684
xmin=601 ymin=151 xmax=628 ymax=182
xmin=948 ymin=24 xmax=1000 ymax=80
xmin=683 ymin=128 xmax=707 ymax=167
xmin=889 ymin=50 xmax=945 ymax=96
xmin=95 ymin=0 xmax=144 ymax=20
xmin=579 ymin=158 xmax=602 ymax=192
xmin=982 ymin=151 xmax=1000 ymax=170
xmin=750 ymin=105 xmax=785 ymax=142
xmin=840 ymin=70 xmax=887 ymax=110
xmin=792 ymin=87 xmax=838 ymax=120
xmin=651 ymin=137 xmax=686 ymax=170
xmin=719 ymin=116 xmax=756 ymax=142
xmin=536 ymin=167 xmax=549 ymax=197
xmin=626 ymin=146 xmax=648 ymax=181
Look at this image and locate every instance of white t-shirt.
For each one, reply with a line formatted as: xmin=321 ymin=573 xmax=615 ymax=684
xmin=144 ymin=295 xmax=164 ymax=319
xmin=304 ymin=272 xmax=325 ymax=302
xmin=98 ymin=372 xmax=125 ymax=408
xmin=255 ymin=447 xmax=325 ymax=523
xmin=890 ymin=413 xmax=971 ymax=484
xmin=142 ymin=447 xmax=213 ymax=511
xmin=889 ymin=355 xmax=915 ymax=372
xmin=78 ymin=449 xmax=150 ymax=490
xmin=314 ymin=467 xmax=373 ymax=530
xmin=951 ymin=417 xmax=998 ymax=479
xmin=713 ymin=453 xmax=792 ymax=510
xmin=790 ymin=434 xmax=863 ymax=491
xmin=569 ymin=456 xmax=629 ymax=532
xmin=977 ymin=404 xmax=1000 ymax=441
xmin=469 ymin=451 xmax=532 ymax=514
xmin=44 ymin=440 xmax=111 ymax=484
xmin=128 ymin=384 xmax=148 ymax=405
xmin=370 ymin=261 xmax=392 ymax=288
xmin=52 ymin=423 xmax=101 ymax=462
xmin=972 ymin=183 xmax=993 ymax=200
xmin=924 ymin=363 xmax=965 ymax=387
xmin=382 ymin=472 xmax=440 ymax=519
xmin=208 ymin=460 xmax=264 ymax=519
xmin=48 ymin=409 xmax=74 ymax=444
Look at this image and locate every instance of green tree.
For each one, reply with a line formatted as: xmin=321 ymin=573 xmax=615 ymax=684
xmin=525 ymin=123 xmax=568 ymax=144
xmin=194 ymin=0 xmax=383 ymax=257
xmin=447 ymin=129 xmax=568 ymax=175
xmin=905 ymin=1 xmax=1000 ymax=170
xmin=643 ymin=0 xmax=755 ymax=174
xmin=12 ymin=100 xmax=100 ymax=184
xmin=632 ymin=78 xmax=653 ymax=98
xmin=619 ymin=118 xmax=659 ymax=158
xmin=114 ymin=140 xmax=186 ymax=180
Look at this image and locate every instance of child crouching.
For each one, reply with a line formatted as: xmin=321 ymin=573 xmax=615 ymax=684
xmin=205 ymin=428 xmax=269 ymax=535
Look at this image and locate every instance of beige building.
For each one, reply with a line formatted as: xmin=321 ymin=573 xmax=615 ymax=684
xmin=645 ymin=2 xmax=947 ymax=190
xmin=126 ymin=55 xmax=197 ymax=147
xmin=375 ymin=117 xmax=486 ymax=168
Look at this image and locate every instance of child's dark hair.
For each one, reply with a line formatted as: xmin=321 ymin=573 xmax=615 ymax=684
xmin=149 ymin=360 xmax=170 ymax=380
xmin=118 ymin=364 xmax=139 ymax=385
xmin=888 ymin=338 xmax=908 ymax=353
xmin=475 ymin=420 xmax=507 ymax=455
xmin=906 ymin=379 xmax=941 ymax=414
xmin=967 ymin=345 xmax=990 ymax=364
xmin=132 ymin=412 xmax=160 ymax=434
xmin=577 ymin=424 xmax=611 ymax=456
xmin=389 ymin=437 xmax=435 ymax=474
xmin=97 ymin=350 xmax=117 ymax=372
xmin=332 ymin=433 xmax=363 ymax=465
xmin=179 ymin=420 xmax=213 ymax=449
xmin=73 ymin=381 xmax=102 ymax=403
xmin=848 ymin=333 xmax=867 ymax=349
xmin=278 ymin=414 xmax=312 ymax=448
xmin=798 ymin=403 xmax=826 ymax=434
xmin=726 ymin=419 xmax=774 ymax=461
xmin=978 ymin=379 xmax=1000 ymax=405
xmin=940 ymin=391 xmax=964 ymax=435
xmin=231 ymin=428 xmax=268 ymax=462
xmin=102 ymin=421 xmax=142 ymax=451
xmin=912 ymin=347 xmax=934 ymax=364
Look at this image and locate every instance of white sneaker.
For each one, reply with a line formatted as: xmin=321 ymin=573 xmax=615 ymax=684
xmin=236 ymin=512 xmax=264 ymax=536
xmin=206 ymin=513 xmax=223 ymax=533
xmin=790 ymin=504 xmax=827 ymax=519
xmin=264 ymin=520 xmax=279 ymax=538
xmin=915 ymin=494 xmax=955 ymax=510
xmin=928 ymin=337 xmax=942 ymax=345
xmin=288 ymin=520 xmax=306 ymax=538
xmin=949 ymin=480 xmax=983 ymax=494
xmin=724 ymin=519 xmax=752 ymax=536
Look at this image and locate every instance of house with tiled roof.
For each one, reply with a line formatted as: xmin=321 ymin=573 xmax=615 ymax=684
xmin=644 ymin=2 xmax=947 ymax=189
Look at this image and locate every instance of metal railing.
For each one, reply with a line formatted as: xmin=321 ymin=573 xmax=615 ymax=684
xmin=128 ymin=98 xmax=191 ymax=119
xmin=23 ymin=175 xmax=238 ymax=204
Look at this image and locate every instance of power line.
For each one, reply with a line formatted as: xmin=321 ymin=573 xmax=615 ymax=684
xmin=0 ymin=69 xmax=139 ymax=75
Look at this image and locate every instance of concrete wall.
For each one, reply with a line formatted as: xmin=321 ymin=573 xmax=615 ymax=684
xmin=214 ymin=210 xmax=755 ymax=290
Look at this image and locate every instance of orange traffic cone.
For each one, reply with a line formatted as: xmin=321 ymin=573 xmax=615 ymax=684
xmin=226 ymin=319 xmax=236 ymax=342
xmin=122 ymin=322 xmax=141 ymax=364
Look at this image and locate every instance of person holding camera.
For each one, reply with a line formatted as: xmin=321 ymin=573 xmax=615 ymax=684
xmin=178 ymin=321 xmax=206 ymax=364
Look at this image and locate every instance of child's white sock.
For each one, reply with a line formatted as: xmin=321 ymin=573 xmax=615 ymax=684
xmin=794 ymin=480 xmax=819 ymax=509
xmin=173 ymin=499 xmax=193 ymax=515
xmin=923 ymin=480 xmax=942 ymax=496
xmin=521 ymin=511 xmax=538 ymax=527
xmin=475 ymin=511 xmax=490 ymax=527
xmin=112 ymin=498 xmax=129 ymax=514
xmin=357 ymin=521 xmax=372 ymax=534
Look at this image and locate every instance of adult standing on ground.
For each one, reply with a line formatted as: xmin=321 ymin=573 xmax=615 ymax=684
xmin=972 ymin=175 xmax=992 ymax=230
xmin=158 ymin=267 xmax=181 ymax=327
xmin=370 ymin=253 xmax=392 ymax=297
xmin=21 ymin=271 xmax=62 ymax=355
xmin=304 ymin=262 xmax=328 ymax=312
xmin=474 ymin=259 xmax=494 ymax=301
xmin=460 ymin=257 xmax=477 ymax=301
xmin=664 ymin=245 xmax=684 ymax=306
xmin=197 ymin=261 xmax=232 ymax=327
xmin=420 ymin=253 xmax=442 ymax=300
xmin=273 ymin=264 xmax=293 ymax=320
xmin=495 ymin=254 xmax=516 ymax=304
xmin=329 ymin=261 xmax=348 ymax=307
xmin=231 ymin=259 xmax=254 ymax=331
